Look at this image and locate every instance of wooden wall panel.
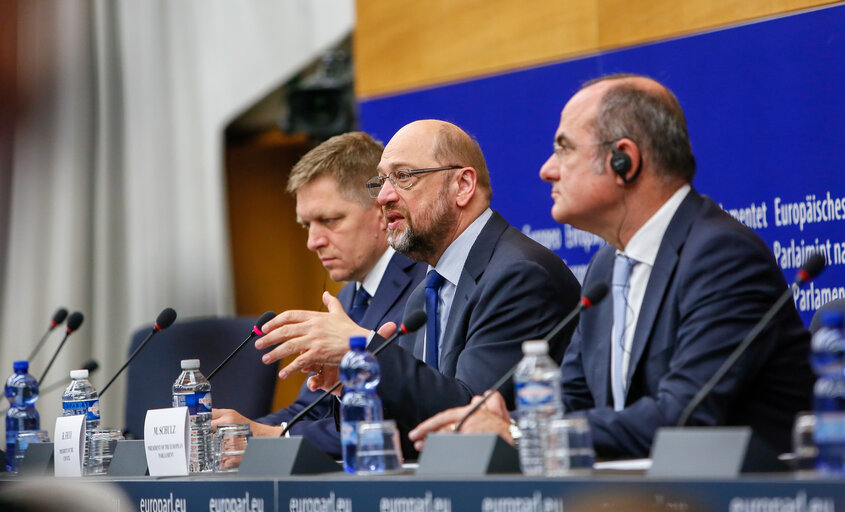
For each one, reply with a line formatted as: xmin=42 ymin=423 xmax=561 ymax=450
xmin=225 ymin=131 xmax=345 ymax=412
xmin=355 ymin=0 xmax=837 ymax=98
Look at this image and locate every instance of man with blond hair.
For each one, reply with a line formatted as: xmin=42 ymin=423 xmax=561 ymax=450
xmin=213 ymin=131 xmax=426 ymax=457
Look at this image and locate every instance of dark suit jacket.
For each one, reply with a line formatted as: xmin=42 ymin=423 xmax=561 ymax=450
xmin=256 ymin=251 xmax=426 ymax=456
xmin=373 ymin=210 xmax=581 ymax=454
xmin=561 ymin=189 xmax=814 ymax=458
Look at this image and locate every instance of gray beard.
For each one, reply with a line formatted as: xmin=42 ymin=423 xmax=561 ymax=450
xmin=388 ymin=224 xmax=439 ymax=263
xmin=387 ymin=194 xmax=457 ymax=263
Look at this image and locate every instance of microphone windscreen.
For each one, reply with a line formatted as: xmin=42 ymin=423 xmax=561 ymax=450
xmin=81 ymin=359 xmax=99 ymax=373
xmin=66 ymin=312 xmax=84 ymax=332
xmin=583 ymin=282 xmax=609 ymax=307
xmin=52 ymin=308 xmax=69 ymax=325
xmin=798 ymin=252 xmax=826 ymax=283
xmin=254 ymin=311 xmax=276 ymax=334
xmin=155 ymin=307 xmax=177 ymax=330
xmin=403 ymin=309 xmax=427 ymax=333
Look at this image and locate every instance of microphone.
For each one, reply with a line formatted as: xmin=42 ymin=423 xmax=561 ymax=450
xmin=280 ymin=309 xmax=427 ymax=436
xmin=37 ymin=311 xmax=84 ymax=384
xmin=207 ymin=311 xmax=276 ymax=380
xmin=99 ymin=307 xmax=177 ymax=398
xmin=454 ymin=283 xmax=609 ymax=432
xmin=677 ymin=252 xmax=826 ymax=427
xmin=28 ymin=307 xmax=69 ymax=361
xmin=38 ymin=359 xmax=99 ymax=395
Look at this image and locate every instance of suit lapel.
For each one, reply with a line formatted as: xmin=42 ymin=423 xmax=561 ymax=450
xmin=403 ymin=282 xmax=426 ymax=360
xmin=360 ymin=252 xmax=414 ymax=330
xmin=439 ymin=211 xmax=508 ymax=375
xmin=584 ymin=247 xmax=615 ymax=408
xmin=338 ymin=282 xmax=355 ymax=314
xmin=625 ymin=190 xmax=704 ymax=389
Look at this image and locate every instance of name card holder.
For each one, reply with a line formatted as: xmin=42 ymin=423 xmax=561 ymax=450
xmin=108 ymin=439 xmax=149 ymax=476
xmin=53 ymin=415 xmax=85 ymax=477
xmin=648 ymin=427 xmax=787 ymax=478
xmin=18 ymin=442 xmax=55 ymax=476
xmin=417 ymin=433 xmax=520 ymax=475
xmin=143 ymin=407 xmax=189 ymax=477
xmin=238 ymin=437 xmax=341 ymax=476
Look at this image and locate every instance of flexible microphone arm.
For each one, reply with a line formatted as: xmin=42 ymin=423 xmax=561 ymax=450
xmin=38 ymin=311 xmax=84 ymax=384
xmin=280 ymin=310 xmax=428 ymax=436
xmin=454 ymin=282 xmax=609 ymax=432
xmin=28 ymin=307 xmax=69 ymax=361
xmin=677 ymin=253 xmax=826 ymax=427
xmin=99 ymin=308 xmax=177 ymax=398
xmin=208 ymin=311 xmax=276 ymax=380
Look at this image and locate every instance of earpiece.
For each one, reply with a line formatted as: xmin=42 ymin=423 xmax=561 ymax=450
xmin=610 ymin=145 xmax=632 ymax=178
xmin=610 ymin=141 xmax=641 ymax=184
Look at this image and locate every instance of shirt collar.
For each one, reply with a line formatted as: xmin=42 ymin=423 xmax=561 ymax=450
xmin=431 ymin=208 xmax=493 ymax=286
xmin=360 ymin=246 xmax=395 ymax=297
xmin=622 ymin=184 xmax=691 ymax=266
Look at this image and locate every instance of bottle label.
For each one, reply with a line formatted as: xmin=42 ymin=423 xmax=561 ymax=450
xmin=815 ymin=412 xmax=845 ymax=444
xmin=173 ymin=391 xmax=212 ymax=415
xmin=341 ymin=421 xmax=357 ymax=447
xmin=62 ymin=399 xmax=100 ymax=422
xmin=515 ymin=381 xmax=555 ymax=407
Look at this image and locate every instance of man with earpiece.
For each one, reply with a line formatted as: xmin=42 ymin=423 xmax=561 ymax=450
xmin=409 ymin=74 xmax=813 ymax=459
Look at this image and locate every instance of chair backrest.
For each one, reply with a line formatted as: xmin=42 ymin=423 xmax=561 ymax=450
xmin=123 ymin=316 xmax=278 ymax=439
xmin=809 ymin=298 xmax=845 ymax=334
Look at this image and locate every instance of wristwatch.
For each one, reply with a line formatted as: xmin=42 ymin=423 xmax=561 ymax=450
xmin=279 ymin=422 xmax=290 ymax=438
xmin=508 ymin=419 xmax=522 ymax=449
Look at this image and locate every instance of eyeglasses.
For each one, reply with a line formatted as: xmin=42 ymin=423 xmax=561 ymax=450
xmin=553 ymin=140 xmax=615 ymax=158
xmin=365 ymin=165 xmax=462 ymax=198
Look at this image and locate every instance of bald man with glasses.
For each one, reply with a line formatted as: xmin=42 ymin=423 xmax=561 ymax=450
xmin=256 ymin=120 xmax=580 ymax=457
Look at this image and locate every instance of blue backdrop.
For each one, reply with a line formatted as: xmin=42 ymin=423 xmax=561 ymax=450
xmin=359 ymin=4 xmax=845 ymax=326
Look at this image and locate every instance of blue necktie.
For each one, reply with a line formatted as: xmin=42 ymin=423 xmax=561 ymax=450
xmin=349 ymin=286 xmax=371 ymax=325
xmin=425 ymin=270 xmax=445 ymax=370
xmin=611 ymin=254 xmax=637 ymax=411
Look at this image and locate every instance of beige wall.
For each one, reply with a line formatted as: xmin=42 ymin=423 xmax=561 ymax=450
xmin=355 ymin=0 xmax=836 ymax=98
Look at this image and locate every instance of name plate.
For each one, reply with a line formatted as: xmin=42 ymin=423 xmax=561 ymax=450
xmin=53 ymin=415 xmax=85 ymax=477
xmin=144 ymin=407 xmax=189 ymax=476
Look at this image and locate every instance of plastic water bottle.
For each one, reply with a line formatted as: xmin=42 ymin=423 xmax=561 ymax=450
xmin=5 ymin=361 xmax=40 ymax=473
xmin=514 ymin=339 xmax=563 ymax=475
xmin=172 ymin=359 xmax=212 ymax=473
xmin=339 ymin=336 xmax=383 ymax=473
xmin=62 ymin=369 xmax=100 ymax=474
xmin=811 ymin=310 xmax=845 ymax=474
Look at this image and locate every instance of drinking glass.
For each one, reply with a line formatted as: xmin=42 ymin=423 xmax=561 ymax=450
xmin=355 ymin=420 xmax=403 ymax=474
xmin=545 ymin=417 xmax=595 ymax=475
xmin=87 ymin=428 xmax=124 ymax=476
xmin=213 ymin=423 xmax=251 ymax=472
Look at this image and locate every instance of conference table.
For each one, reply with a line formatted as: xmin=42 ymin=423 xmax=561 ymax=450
xmin=5 ymin=468 xmax=844 ymax=512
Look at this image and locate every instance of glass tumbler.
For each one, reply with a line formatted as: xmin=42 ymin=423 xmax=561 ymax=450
xmin=545 ymin=417 xmax=595 ymax=475
xmin=213 ymin=423 xmax=251 ymax=472
xmin=86 ymin=428 xmax=124 ymax=476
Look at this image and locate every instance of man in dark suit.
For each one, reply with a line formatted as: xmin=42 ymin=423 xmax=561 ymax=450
xmin=409 ymin=75 xmax=813 ymax=459
xmin=257 ymin=120 xmax=580 ymax=452
xmin=212 ymin=132 xmax=426 ymax=457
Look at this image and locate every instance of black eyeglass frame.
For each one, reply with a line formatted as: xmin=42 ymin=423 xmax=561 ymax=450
xmin=365 ymin=165 xmax=463 ymax=198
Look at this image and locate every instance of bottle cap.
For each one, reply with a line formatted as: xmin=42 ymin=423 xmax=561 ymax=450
xmin=13 ymin=360 xmax=28 ymax=372
xmin=821 ymin=310 xmax=845 ymax=328
xmin=521 ymin=339 xmax=549 ymax=355
xmin=70 ymin=369 xmax=89 ymax=379
xmin=349 ymin=336 xmax=366 ymax=350
xmin=181 ymin=359 xmax=201 ymax=370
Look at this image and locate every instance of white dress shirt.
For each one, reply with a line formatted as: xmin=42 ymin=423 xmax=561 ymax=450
xmin=612 ymin=185 xmax=691 ymax=392
xmin=422 ymin=208 xmax=493 ymax=365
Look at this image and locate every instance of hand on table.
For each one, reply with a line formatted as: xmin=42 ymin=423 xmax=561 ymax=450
xmin=211 ymin=408 xmax=283 ymax=437
xmin=407 ymin=391 xmax=512 ymax=452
